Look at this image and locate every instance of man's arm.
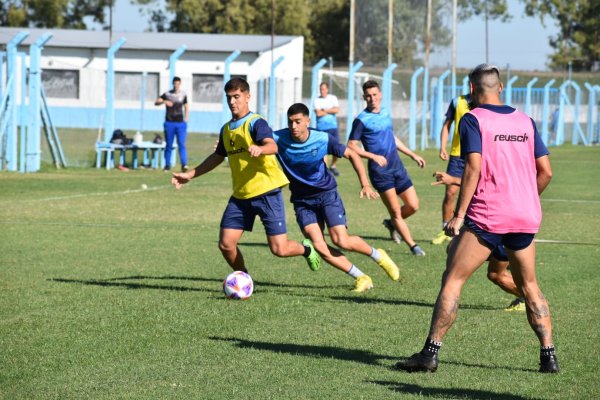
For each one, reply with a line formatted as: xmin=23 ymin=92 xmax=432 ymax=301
xmin=445 ymin=152 xmax=481 ymax=236
xmin=171 ymin=152 xmax=225 ymax=189
xmin=248 ymin=137 xmax=278 ymax=157
xmin=535 ymin=155 xmax=552 ymax=195
xmin=394 ymin=136 xmax=426 ymax=168
xmin=439 ymin=118 xmax=452 ymax=160
xmin=184 ymin=100 xmax=190 ymax=122
xmin=347 ymin=139 xmax=388 ymax=168
xmin=343 ymin=146 xmax=378 ymax=199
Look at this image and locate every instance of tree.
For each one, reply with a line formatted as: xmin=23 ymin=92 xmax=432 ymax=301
xmin=521 ymin=0 xmax=600 ymax=71
xmin=0 ymin=0 xmax=108 ymax=29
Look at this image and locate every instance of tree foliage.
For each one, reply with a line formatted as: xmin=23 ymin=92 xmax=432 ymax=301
xmin=521 ymin=0 xmax=600 ymax=71
xmin=0 ymin=0 xmax=107 ymax=29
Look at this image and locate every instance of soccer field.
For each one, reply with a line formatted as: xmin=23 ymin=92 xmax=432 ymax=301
xmin=1 ymin=137 xmax=599 ymax=399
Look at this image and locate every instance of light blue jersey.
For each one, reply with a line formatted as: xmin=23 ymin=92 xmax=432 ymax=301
xmin=348 ymin=107 xmax=404 ymax=177
xmin=273 ymin=128 xmax=346 ymax=199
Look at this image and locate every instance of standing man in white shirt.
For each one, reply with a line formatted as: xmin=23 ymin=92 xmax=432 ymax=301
xmin=313 ymin=82 xmax=341 ymax=176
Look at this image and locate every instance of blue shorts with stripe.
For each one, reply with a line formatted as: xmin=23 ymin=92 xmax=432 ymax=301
xmin=370 ymin=168 xmax=413 ymax=194
xmin=292 ymin=189 xmax=347 ymax=229
xmin=221 ymin=189 xmax=287 ymax=236
xmin=464 ymin=217 xmax=534 ymax=253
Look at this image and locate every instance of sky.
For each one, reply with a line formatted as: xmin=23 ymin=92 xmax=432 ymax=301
xmin=111 ymin=0 xmax=558 ymax=72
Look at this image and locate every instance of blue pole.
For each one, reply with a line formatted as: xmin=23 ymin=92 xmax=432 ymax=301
xmin=268 ymin=56 xmax=284 ymax=128
xmin=505 ymin=76 xmax=519 ymax=106
xmin=462 ymin=76 xmax=469 ymax=95
xmin=434 ymin=70 xmax=451 ymax=148
xmin=26 ymin=33 xmax=53 ymax=172
xmin=382 ymin=63 xmax=397 ymax=112
xmin=420 ymin=68 xmax=429 ymax=150
xmin=345 ymin=61 xmax=364 ymax=140
xmin=5 ymin=31 xmax=28 ymax=171
xmin=169 ymin=45 xmax=187 ymax=84
xmin=408 ymin=67 xmax=424 ymax=150
xmin=309 ymin=58 xmax=327 ymax=128
xmin=584 ymin=82 xmax=595 ymax=144
xmin=596 ymin=85 xmax=600 ymax=143
xmin=525 ymin=77 xmax=538 ymax=116
xmin=257 ymin=78 xmax=264 ymax=116
xmin=451 ymin=71 xmax=456 ymax=100
xmin=140 ymin=71 xmax=147 ymax=134
xmin=557 ymin=80 xmax=571 ymax=146
xmin=104 ymin=38 xmax=126 ymax=144
xmin=541 ymin=79 xmax=555 ymax=145
xmin=222 ymin=50 xmax=241 ymax=124
xmin=19 ymin=52 xmax=27 ymax=172
xmin=569 ymin=80 xmax=585 ymax=145
xmin=0 ymin=52 xmax=4 ymax=99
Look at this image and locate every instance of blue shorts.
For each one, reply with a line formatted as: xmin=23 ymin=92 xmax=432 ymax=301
xmin=370 ymin=168 xmax=413 ymax=194
xmin=446 ymin=155 xmax=465 ymax=178
xmin=292 ymin=189 xmax=347 ymax=229
xmin=490 ymin=244 xmax=508 ymax=262
xmin=221 ymin=189 xmax=287 ymax=236
xmin=323 ymin=128 xmax=340 ymax=143
xmin=464 ymin=218 xmax=534 ymax=252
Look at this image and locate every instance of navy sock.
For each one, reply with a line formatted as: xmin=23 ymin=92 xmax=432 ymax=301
xmin=421 ymin=339 xmax=442 ymax=357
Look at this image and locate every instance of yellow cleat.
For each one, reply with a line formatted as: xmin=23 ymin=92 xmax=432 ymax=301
xmin=376 ymin=248 xmax=400 ymax=281
xmin=352 ymin=275 xmax=373 ymax=292
xmin=431 ymin=230 xmax=451 ymax=245
xmin=504 ymin=297 xmax=526 ymax=312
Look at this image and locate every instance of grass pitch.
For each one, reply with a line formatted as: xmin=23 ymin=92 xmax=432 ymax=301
xmin=1 ymin=136 xmax=599 ymax=399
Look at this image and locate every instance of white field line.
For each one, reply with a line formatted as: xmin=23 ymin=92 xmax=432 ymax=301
xmin=2 ymin=184 xmax=173 ymax=203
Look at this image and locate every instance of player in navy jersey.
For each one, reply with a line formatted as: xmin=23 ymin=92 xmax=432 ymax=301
xmin=274 ymin=103 xmax=401 ymax=292
xmin=348 ymin=80 xmax=426 ymax=256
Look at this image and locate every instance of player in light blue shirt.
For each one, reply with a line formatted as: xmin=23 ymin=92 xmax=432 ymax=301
xmin=348 ymin=80 xmax=427 ymax=256
xmin=274 ymin=103 xmax=401 ymax=292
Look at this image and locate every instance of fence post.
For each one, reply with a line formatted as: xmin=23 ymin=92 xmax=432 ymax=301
xmin=19 ymin=52 xmax=27 ymax=172
xmin=420 ymin=68 xmax=429 ymax=149
xmin=309 ymin=59 xmax=327 ymax=128
xmin=541 ymin=79 xmax=555 ymax=145
xmin=408 ymin=67 xmax=424 ymax=150
xmin=268 ymin=56 xmax=284 ymax=128
xmin=462 ymin=76 xmax=469 ymax=95
xmin=382 ymin=63 xmax=397 ymax=112
xmin=584 ymin=83 xmax=596 ymax=144
xmin=104 ymin=37 xmax=126 ymax=145
xmin=525 ymin=77 xmax=538 ymax=116
xmin=221 ymin=50 xmax=241 ymax=124
xmin=433 ymin=70 xmax=451 ymax=148
xmin=505 ymin=76 xmax=518 ymax=107
xmin=169 ymin=45 xmax=187 ymax=85
xmin=345 ymin=61 xmax=364 ymax=140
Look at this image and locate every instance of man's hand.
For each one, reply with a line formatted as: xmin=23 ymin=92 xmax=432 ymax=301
xmin=359 ymin=186 xmax=379 ymax=200
xmin=439 ymin=149 xmax=449 ymax=161
xmin=412 ymin=154 xmax=426 ymax=168
xmin=372 ymin=154 xmax=388 ymax=168
xmin=171 ymin=172 xmax=192 ymax=190
xmin=444 ymin=216 xmax=464 ymax=237
xmin=431 ymin=171 xmax=459 ymax=186
xmin=248 ymin=145 xmax=263 ymax=157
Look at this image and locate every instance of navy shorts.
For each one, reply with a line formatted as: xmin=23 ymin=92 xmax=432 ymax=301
xmin=490 ymin=244 xmax=508 ymax=262
xmin=221 ymin=189 xmax=287 ymax=236
xmin=446 ymin=155 xmax=465 ymax=178
xmin=370 ymin=168 xmax=413 ymax=194
xmin=292 ymin=189 xmax=347 ymax=229
xmin=323 ymin=128 xmax=340 ymax=143
xmin=464 ymin=217 xmax=534 ymax=252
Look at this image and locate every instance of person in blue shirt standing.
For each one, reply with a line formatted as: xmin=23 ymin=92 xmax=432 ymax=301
xmin=313 ymin=82 xmax=341 ymax=176
xmin=348 ymin=80 xmax=427 ymax=256
xmin=155 ymin=76 xmax=189 ymax=172
xmin=274 ymin=103 xmax=401 ymax=292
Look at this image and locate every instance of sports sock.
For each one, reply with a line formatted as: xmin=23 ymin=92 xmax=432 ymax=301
xmin=421 ymin=338 xmax=442 ymax=357
xmin=442 ymin=221 xmax=448 ymax=229
xmin=347 ymin=265 xmax=364 ymax=278
xmin=302 ymin=245 xmax=312 ymax=257
xmin=369 ymin=247 xmax=382 ymax=262
xmin=540 ymin=345 xmax=556 ymax=358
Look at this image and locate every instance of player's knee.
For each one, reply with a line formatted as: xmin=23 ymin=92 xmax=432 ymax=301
xmin=218 ymin=240 xmax=235 ymax=254
xmin=312 ymin=240 xmax=329 ymax=256
xmin=487 ymin=271 xmax=501 ymax=285
xmin=268 ymin=242 xmax=288 ymax=257
xmin=331 ymin=236 xmax=350 ymax=250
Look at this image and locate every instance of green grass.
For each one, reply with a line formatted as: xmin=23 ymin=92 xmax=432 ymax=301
xmin=1 ymin=137 xmax=599 ymax=399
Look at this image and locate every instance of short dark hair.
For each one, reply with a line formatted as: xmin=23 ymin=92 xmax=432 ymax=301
xmin=287 ymin=103 xmax=310 ymax=117
xmin=224 ymin=77 xmax=250 ymax=93
xmin=172 ymin=76 xmax=181 ymax=83
xmin=468 ymin=63 xmax=500 ymax=86
xmin=362 ymin=80 xmax=380 ymax=92
xmin=319 ymin=82 xmax=329 ymax=89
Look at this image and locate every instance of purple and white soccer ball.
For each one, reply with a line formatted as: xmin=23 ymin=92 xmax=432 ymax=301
xmin=223 ymin=271 xmax=254 ymax=300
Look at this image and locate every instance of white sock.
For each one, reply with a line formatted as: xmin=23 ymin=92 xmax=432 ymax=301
xmin=370 ymin=247 xmax=382 ymax=262
xmin=442 ymin=221 xmax=448 ymax=229
xmin=347 ymin=265 xmax=364 ymax=278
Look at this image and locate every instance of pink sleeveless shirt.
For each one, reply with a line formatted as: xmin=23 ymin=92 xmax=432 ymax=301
xmin=466 ymin=107 xmax=541 ymax=233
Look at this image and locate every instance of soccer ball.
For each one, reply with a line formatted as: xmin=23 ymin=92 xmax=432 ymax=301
xmin=223 ymin=271 xmax=254 ymax=300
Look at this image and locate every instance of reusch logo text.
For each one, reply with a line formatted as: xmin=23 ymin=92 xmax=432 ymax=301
xmin=494 ymin=134 xmax=528 ymax=142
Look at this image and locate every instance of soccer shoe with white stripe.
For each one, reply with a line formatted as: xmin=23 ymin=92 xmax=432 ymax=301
xmin=383 ymin=219 xmax=403 ymax=244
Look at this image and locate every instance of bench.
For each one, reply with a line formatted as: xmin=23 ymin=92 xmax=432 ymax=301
xmin=95 ymin=141 xmax=177 ymax=170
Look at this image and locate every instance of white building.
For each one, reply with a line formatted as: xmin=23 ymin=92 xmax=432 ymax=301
xmin=0 ymin=28 xmax=304 ymax=134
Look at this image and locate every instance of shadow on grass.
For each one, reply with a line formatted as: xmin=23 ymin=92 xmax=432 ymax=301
xmin=369 ymin=380 xmax=542 ymax=400
xmin=209 ymin=336 xmax=395 ymax=367
xmin=49 ymin=275 xmax=345 ymax=292
xmin=329 ymin=295 xmax=499 ymax=311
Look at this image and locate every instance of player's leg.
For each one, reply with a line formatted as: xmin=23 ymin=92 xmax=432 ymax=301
xmin=487 ymin=245 xmax=525 ymax=311
xmin=505 ymin=240 xmax=559 ymax=372
xmin=380 ymin=187 xmax=425 ymax=256
xmin=163 ymin=121 xmax=175 ymax=170
xmin=396 ymin=227 xmax=491 ymax=372
xmin=218 ymin=227 xmax=247 ymax=271
xmin=433 ymin=156 xmax=464 ymax=245
xmin=176 ymin=121 xmax=188 ymax=171
xmin=398 ymin=185 xmax=419 ymax=220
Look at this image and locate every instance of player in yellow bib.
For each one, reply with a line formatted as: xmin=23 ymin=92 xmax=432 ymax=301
xmin=171 ymin=78 xmax=321 ymax=276
xmin=431 ymin=94 xmax=471 ymax=245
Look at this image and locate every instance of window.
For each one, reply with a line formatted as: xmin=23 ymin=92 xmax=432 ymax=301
xmin=42 ymin=69 xmax=79 ymax=99
xmin=192 ymin=74 xmax=247 ymax=103
xmin=115 ymin=72 xmax=159 ymax=101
